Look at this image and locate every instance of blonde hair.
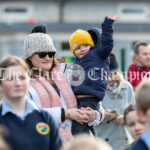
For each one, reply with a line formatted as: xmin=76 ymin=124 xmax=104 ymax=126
xmin=135 ymin=80 xmax=150 ymax=114
xmin=60 ymin=134 xmax=112 ymax=150
xmin=109 ymin=71 xmax=124 ymax=84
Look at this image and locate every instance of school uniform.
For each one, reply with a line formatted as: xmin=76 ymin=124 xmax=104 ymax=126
xmin=129 ymin=131 xmax=150 ymax=150
xmin=0 ymin=99 xmax=62 ymax=150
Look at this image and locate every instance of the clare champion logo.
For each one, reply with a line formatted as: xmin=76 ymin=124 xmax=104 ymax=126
xmin=36 ymin=122 xmax=50 ymax=135
xmin=65 ymin=64 xmax=85 ymax=86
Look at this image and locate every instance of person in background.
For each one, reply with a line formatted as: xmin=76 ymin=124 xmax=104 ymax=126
xmin=0 ymin=56 xmax=62 ymax=150
xmin=127 ymin=41 xmax=150 ymax=91
xmin=124 ymin=104 xmax=144 ymax=140
xmin=69 ymin=15 xmax=118 ymax=135
xmin=60 ymin=134 xmax=113 ymax=150
xmin=95 ymin=53 xmax=135 ymax=150
xmin=24 ymin=25 xmax=100 ymax=142
xmin=128 ymin=80 xmax=150 ymax=150
xmin=123 ymin=104 xmax=144 ymax=150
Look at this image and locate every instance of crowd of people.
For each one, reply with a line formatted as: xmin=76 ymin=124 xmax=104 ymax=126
xmin=0 ymin=14 xmax=150 ymax=150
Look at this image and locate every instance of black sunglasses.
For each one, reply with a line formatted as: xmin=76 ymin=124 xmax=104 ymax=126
xmin=37 ymin=52 xmax=55 ymax=58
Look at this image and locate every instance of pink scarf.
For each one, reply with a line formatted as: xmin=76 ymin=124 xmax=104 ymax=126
xmin=31 ymin=65 xmax=77 ymax=142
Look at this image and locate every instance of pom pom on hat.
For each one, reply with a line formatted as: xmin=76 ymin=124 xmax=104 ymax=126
xmin=31 ymin=24 xmax=47 ymax=34
xmin=109 ymin=53 xmax=120 ymax=72
xmin=69 ymin=29 xmax=94 ymax=55
xmin=24 ymin=25 xmax=56 ymax=59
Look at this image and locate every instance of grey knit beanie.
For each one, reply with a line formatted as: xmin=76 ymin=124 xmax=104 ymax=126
xmin=23 ymin=32 xmax=56 ymax=59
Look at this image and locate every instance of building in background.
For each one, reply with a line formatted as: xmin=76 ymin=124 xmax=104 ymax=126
xmin=0 ymin=0 xmax=150 ymax=72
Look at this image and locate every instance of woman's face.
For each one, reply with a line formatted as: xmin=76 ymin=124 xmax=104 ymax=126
xmin=126 ymin=110 xmax=144 ymax=140
xmin=30 ymin=53 xmax=54 ymax=71
xmin=108 ymin=75 xmax=115 ymax=86
xmin=0 ymin=65 xmax=30 ymax=101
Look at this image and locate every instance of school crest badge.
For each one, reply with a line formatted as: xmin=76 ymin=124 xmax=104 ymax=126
xmin=36 ymin=122 xmax=50 ymax=135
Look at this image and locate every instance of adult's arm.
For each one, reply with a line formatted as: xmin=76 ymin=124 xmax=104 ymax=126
xmin=27 ymin=85 xmax=91 ymax=125
xmin=26 ymin=85 xmax=62 ymax=124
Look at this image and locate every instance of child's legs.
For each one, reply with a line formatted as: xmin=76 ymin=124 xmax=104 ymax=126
xmin=71 ymin=120 xmax=90 ymax=135
xmin=77 ymin=97 xmax=100 ymax=111
xmin=71 ymin=97 xmax=100 ymax=135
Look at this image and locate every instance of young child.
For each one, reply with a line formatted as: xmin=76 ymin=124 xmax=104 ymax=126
xmin=69 ymin=15 xmax=118 ymax=135
xmin=123 ymin=104 xmax=144 ymax=150
xmin=0 ymin=56 xmax=62 ymax=150
xmin=124 ymin=104 xmax=144 ymax=141
xmin=129 ymin=80 xmax=150 ymax=150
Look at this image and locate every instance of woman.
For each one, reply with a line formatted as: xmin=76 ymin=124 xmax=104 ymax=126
xmin=95 ymin=53 xmax=135 ymax=150
xmin=123 ymin=104 xmax=144 ymax=150
xmin=0 ymin=56 xmax=62 ymax=150
xmin=24 ymin=25 xmax=102 ymax=142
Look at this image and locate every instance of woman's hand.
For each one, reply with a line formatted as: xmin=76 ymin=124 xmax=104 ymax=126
xmin=65 ymin=107 xmax=96 ymax=125
xmin=113 ymin=115 xmax=124 ymax=124
xmin=80 ymin=107 xmax=96 ymax=122
xmin=104 ymin=109 xmax=117 ymax=121
xmin=65 ymin=108 xmax=89 ymax=125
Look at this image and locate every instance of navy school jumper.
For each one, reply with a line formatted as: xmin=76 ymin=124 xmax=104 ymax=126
xmin=0 ymin=106 xmax=62 ymax=150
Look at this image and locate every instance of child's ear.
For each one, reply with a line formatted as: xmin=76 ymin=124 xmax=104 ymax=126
xmin=137 ymin=110 xmax=147 ymax=124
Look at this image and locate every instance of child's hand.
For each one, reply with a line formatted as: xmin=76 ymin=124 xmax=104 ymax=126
xmin=107 ymin=15 xmax=119 ymax=21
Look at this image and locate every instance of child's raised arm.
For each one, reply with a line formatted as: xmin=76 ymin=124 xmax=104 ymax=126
xmin=107 ymin=15 xmax=119 ymax=21
xmin=96 ymin=15 xmax=119 ymax=59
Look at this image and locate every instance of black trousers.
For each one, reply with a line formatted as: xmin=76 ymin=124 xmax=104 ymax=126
xmin=71 ymin=97 xmax=100 ymax=135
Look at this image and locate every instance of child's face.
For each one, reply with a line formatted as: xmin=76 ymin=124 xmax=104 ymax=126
xmin=0 ymin=65 xmax=30 ymax=101
xmin=126 ymin=110 xmax=144 ymax=140
xmin=74 ymin=44 xmax=91 ymax=59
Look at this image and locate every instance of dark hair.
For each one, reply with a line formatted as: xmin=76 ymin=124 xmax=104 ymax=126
xmin=109 ymin=53 xmax=119 ymax=71
xmin=124 ymin=104 xmax=136 ymax=124
xmin=134 ymin=41 xmax=150 ymax=54
xmin=0 ymin=56 xmax=29 ymax=83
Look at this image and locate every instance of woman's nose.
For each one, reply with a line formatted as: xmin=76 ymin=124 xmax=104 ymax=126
xmin=44 ymin=54 xmax=51 ymax=59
